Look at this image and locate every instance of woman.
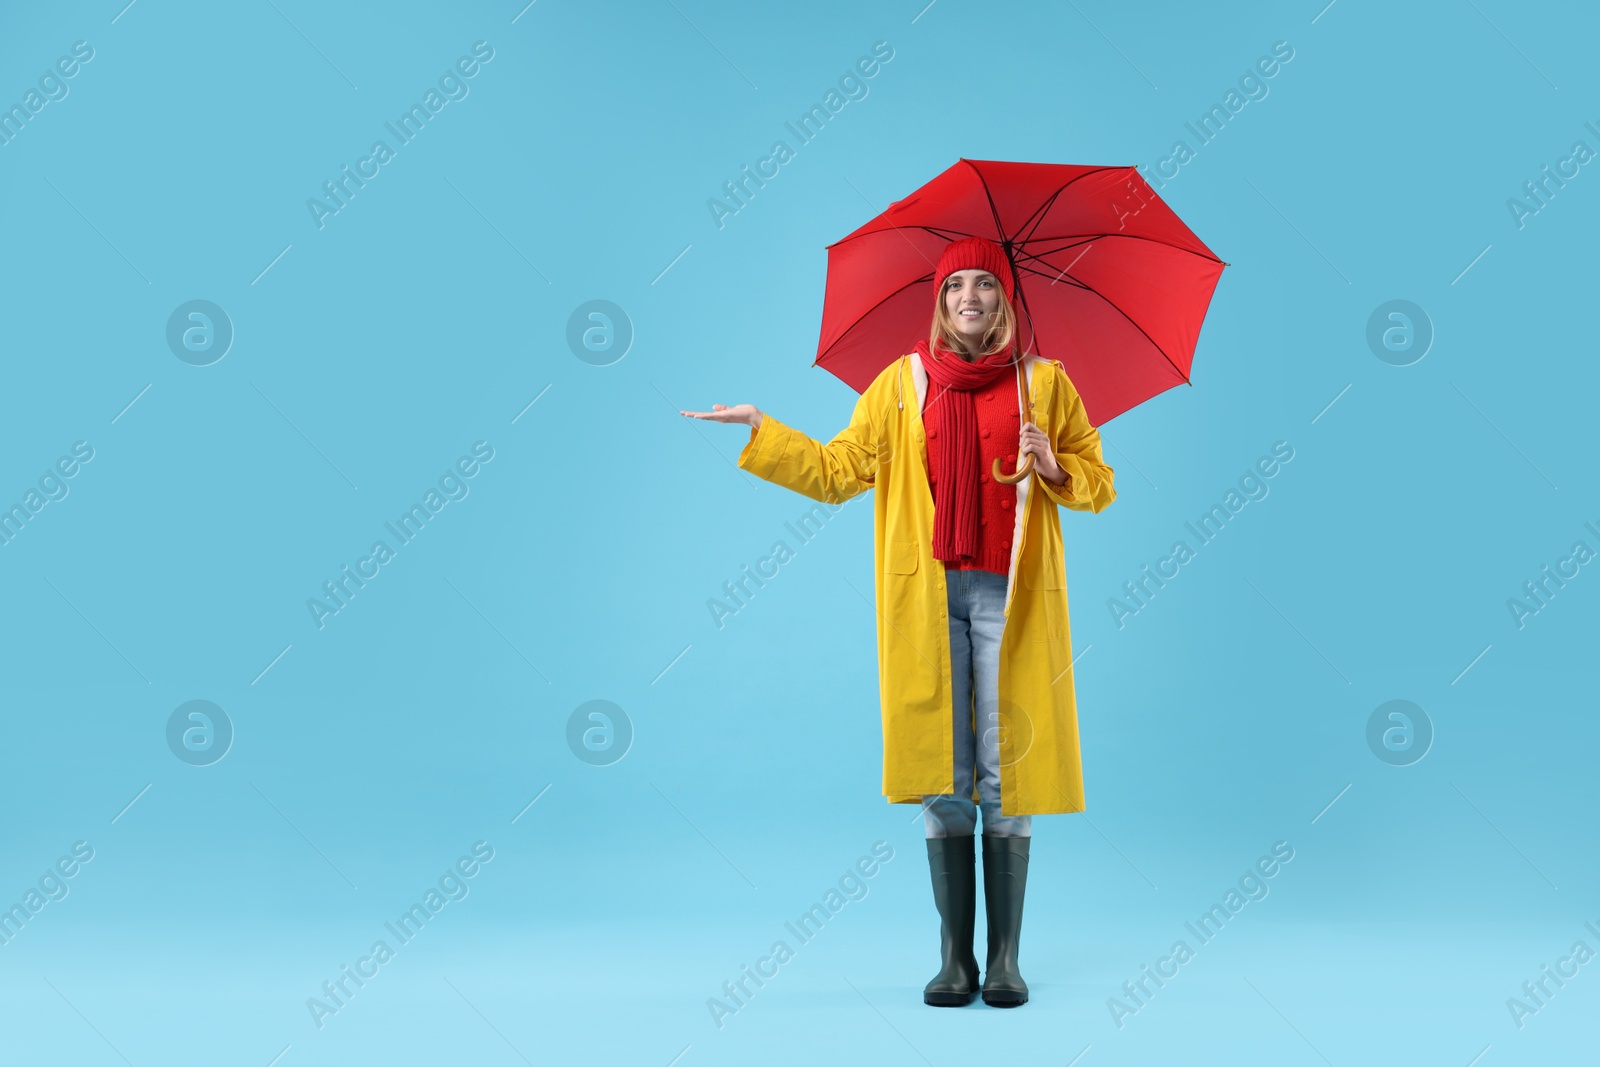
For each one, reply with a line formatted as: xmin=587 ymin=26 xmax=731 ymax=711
xmin=681 ymin=237 xmax=1116 ymax=1007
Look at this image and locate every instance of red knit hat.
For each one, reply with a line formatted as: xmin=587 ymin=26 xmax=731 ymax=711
xmin=934 ymin=236 xmax=1015 ymax=301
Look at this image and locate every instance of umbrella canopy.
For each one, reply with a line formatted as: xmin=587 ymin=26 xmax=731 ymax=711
xmin=813 ymin=157 xmax=1226 ymax=425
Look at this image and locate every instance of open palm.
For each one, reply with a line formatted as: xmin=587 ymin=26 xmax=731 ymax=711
xmin=680 ymin=403 xmax=760 ymax=427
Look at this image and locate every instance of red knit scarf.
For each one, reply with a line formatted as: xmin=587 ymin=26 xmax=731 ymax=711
xmin=917 ymin=336 xmax=1019 ymax=564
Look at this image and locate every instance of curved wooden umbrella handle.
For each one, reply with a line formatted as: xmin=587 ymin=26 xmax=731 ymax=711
xmin=992 ymin=355 xmax=1037 ymax=485
xmin=991 ymin=453 xmax=1035 ymax=485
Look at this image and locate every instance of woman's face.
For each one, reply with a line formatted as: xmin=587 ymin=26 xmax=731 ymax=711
xmin=943 ymin=269 xmax=1001 ymax=352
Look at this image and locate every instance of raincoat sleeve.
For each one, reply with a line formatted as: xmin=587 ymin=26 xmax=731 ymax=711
xmin=736 ymin=384 xmax=879 ymax=505
xmin=1037 ymin=365 xmax=1116 ymax=514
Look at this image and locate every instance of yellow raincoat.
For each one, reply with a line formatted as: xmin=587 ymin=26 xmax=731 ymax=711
xmin=737 ymin=350 xmax=1116 ymax=815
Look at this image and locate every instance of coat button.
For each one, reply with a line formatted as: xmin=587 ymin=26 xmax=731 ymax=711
xmin=979 ymin=474 xmax=988 ymax=484
xmin=979 ymin=517 xmax=988 ymax=526
xmin=982 ymin=429 xmax=991 ymax=438
xmin=928 ymin=429 xmax=937 ymax=439
xmin=1007 ymin=454 xmax=1017 ymax=464
xmin=1001 ymin=499 xmax=1012 ymax=509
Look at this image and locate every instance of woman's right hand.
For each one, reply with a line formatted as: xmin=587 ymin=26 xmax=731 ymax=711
xmin=680 ymin=403 xmax=762 ymax=429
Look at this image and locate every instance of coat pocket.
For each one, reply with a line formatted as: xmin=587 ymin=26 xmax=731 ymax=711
xmin=886 ymin=540 xmax=920 ymax=575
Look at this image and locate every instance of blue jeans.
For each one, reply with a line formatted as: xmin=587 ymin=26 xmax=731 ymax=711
xmin=921 ymin=567 xmax=1032 ymax=839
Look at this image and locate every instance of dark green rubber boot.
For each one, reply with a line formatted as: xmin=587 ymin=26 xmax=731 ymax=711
xmin=923 ymin=835 xmax=980 ymax=1006
xmin=981 ymin=834 xmax=1030 ymax=1007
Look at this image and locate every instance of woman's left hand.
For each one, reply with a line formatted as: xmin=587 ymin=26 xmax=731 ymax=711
xmin=1018 ymin=422 xmax=1066 ymax=485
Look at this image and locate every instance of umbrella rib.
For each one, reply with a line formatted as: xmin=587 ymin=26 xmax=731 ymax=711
xmin=1015 ymin=231 xmax=1227 ymax=265
xmin=993 ymin=231 xmax=1199 ymax=385
xmin=1013 ymin=260 xmax=1093 ymax=287
xmin=981 ymin=159 xmax=1227 ymax=268
xmin=812 ymin=275 xmax=931 ymax=367
xmin=968 ymin=163 xmax=1047 ymax=361
xmin=835 ymin=223 xmax=1224 ymax=267
xmin=823 ymin=206 xmax=988 ymax=249
xmin=967 ymin=158 xmax=1009 ymax=243
xmin=817 ymin=222 xmax=1039 ymax=362
xmin=1009 ymin=242 xmax=1221 ymax=386
xmin=1009 ymin=166 xmax=1128 ymax=245
xmin=821 ymin=160 xmax=1127 ymax=251
xmin=969 ymin=161 xmax=1055 ymax=361
xmin=826 ymin=222 xmax=984 ymax=252
xmin=818 ymin=222 xmax=1009 ymax=362
xmin=918 ymin=223 xmax=986 ymax=242
xmin=1007 ymin=167 xmax=1224 ymax=266
xmin=1025 ymin=264 xmax=1193 ymax=385
xmin=966 ymin=162 xmax=1061 ymax=363
xmin=1009 ymin=237 xmax=1097 ymax=275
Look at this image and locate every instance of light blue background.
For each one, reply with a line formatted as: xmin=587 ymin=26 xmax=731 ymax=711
xmin=1 ymin=1 xmax=1596 ymax=1063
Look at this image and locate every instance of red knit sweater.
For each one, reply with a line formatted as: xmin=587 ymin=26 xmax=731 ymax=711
xmin=923 ymin=370 xmax=1020 ymax=577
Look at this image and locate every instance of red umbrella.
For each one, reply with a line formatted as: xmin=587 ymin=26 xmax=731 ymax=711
xmin=813 ymin=157 xmax=1227 ymax=428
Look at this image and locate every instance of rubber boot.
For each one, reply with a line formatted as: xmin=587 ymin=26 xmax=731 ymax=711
xmin=923 ymin=835 xmax=980 ymax=1006
xmin=981 ymin=834 xmax=1030 ymax=1007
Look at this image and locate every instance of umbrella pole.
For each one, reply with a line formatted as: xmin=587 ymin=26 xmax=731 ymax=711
xmin=992 ymin=240 xmax=1036 ymax=485
xmin=992 ymin=358 xmax=1036 ymax=485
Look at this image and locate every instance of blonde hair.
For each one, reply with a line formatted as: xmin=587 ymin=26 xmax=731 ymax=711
xmin=927 ymin=271 xmax=1018 ymax=362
